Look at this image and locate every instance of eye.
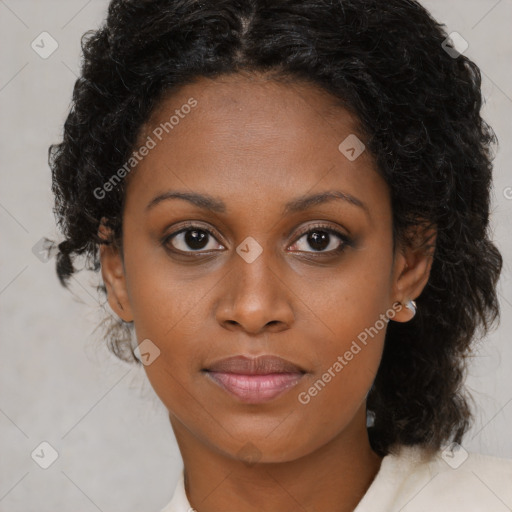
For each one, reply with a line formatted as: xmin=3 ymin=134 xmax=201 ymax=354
xmin=163 ymin=224 xmax=224 ymax=253
xmin=162 ymin=222 xmax=351 ymax=256
xmin=288 ymin=224 xmax=351 ymax=254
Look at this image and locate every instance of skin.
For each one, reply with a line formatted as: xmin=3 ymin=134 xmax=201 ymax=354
xmin=100 ymin=71 xmax=435 ymax=512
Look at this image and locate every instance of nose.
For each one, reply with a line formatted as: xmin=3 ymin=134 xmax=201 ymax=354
xmin=215 ymin=248 xmax=295 ymax=335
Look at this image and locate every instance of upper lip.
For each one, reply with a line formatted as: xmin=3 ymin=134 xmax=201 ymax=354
xmin=204 ymin=355 xmax=306 ymax=375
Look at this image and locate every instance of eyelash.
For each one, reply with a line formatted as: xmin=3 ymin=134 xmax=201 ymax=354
xmin=161 ymin=222 xmax=352 ymax=257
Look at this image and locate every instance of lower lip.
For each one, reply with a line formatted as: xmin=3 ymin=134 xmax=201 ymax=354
xmin=205 ymin=371 xmax=304 ymax=403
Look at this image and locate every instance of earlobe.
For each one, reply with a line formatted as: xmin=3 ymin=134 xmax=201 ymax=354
xmin=390 ymin=225 xmax=436 ymax=323
xmin=98 ymin=220 xmax=134 ymax=323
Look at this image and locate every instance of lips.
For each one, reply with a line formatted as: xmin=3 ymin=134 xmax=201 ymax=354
xmin=203 ymin=355 xmax=306 ymax=403
xmin=204 ymin=355 xmax=306 ymax=375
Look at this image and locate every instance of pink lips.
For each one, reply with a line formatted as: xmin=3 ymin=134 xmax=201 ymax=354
xmin=204 ymin=355 xmax=306 ymax=404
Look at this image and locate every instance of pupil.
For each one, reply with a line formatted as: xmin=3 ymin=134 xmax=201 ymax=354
xmin=185 ymin=229 xmax=208 ymax=250
xmin=308 ymin=231 xmax=329 ymax=251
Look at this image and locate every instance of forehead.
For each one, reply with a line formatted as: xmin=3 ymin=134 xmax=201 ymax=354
xmin=125 ymin=73 xmax=386 ymax=217
xmin=140 ymin=72 xmax=364 ymax=149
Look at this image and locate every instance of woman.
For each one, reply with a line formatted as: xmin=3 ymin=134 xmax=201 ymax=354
xmin=49 ymin=0 xmax=512 ymax=510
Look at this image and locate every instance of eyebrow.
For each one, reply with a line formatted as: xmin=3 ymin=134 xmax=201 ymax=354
xmin=146 ymin=191 xmax=227 ymax=213
xmin=145 ymin=190 xmax=369 ymax=216
xmin=283 ymin=190 xmax=369 ymax=217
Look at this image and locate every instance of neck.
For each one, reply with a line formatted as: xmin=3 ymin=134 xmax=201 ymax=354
xmin=169 ymin=405 xmax=382 ymax=512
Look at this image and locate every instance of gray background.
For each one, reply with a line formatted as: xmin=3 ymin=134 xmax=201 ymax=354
xmin=0 ymin=1 xmax=511 ymax=511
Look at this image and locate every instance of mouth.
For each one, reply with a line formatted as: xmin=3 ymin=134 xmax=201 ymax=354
xmin=202 ymin=355 xmax=306 ymax=404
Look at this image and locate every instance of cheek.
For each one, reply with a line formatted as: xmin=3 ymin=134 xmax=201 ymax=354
xmin=298 ymin=240 xmax=393 ymax=399
xmin=121 ymin=236 xmax=224 ymax=401
xmin=303 ymin=235 xmax=393 ymax=346
xmin=122 ymin=234 xmax=206 ymax=341
xmin=288 ymin=264 xmax=390 ymax=449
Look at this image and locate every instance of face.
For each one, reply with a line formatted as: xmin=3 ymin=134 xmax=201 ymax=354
xmin=100 ymin=73 xmax=432 ymax=464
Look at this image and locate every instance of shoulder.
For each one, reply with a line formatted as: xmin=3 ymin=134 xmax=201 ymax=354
xmin=159 ymin=470 xmax=191 ymax=512
xmin=355 ymin=443 xmax=512 ymax=512
xmin=422 ymin=445 xmax=512 ymax=510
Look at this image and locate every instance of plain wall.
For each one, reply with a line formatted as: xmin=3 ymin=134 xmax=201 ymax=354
xmin=1 ymin=1 xmax=511 ymax=510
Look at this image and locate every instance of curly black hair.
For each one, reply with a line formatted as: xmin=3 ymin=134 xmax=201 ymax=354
xmin=48 ymin=0 xmax=503 ymax=457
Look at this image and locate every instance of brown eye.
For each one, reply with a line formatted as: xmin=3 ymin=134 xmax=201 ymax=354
xmin=289 ymin=225 xmax=351 ymax=254
xmin=164 ymin=226 xmax=224 ymax=253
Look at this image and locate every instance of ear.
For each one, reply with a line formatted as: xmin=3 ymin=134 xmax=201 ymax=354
xmin=98 ymin=218 xmax=134 ymax=323
xmin=390 ymin=224 xmax=436 ymax=322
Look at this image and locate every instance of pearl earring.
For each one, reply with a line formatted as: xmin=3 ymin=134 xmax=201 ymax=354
xmin=404 ymin=299 xmax=417 ymax=317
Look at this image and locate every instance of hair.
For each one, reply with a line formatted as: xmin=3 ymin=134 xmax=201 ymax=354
xmin=49 ymin=0 xmax=503 ymax=456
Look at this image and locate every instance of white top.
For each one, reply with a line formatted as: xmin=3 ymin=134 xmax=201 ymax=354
xmin=160 ymin=445 xmax=512 ymax=511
